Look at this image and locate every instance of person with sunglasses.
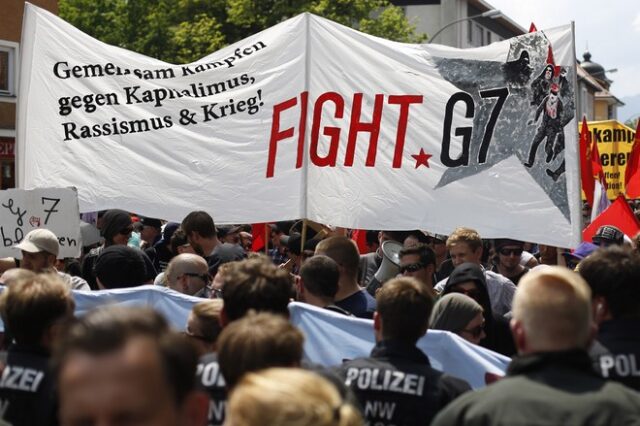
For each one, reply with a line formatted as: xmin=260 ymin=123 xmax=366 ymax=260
xmin=165 ymin=253 xmax=211 ymax=297
xmin=398 ymin=243 xmax=437 ymax=298
xmin=430 ymin=293 xmax=486 ymax=345
xmin=491 ymin=239 xmax=529 ymax=286
xmin=442 ymin=262 xmax=516 ymax=356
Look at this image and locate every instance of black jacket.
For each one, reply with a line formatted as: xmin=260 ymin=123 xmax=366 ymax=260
xmin=0 ymin=344 xmax=57 ymax=426
xmin=433 ymin=349 xmax=640 ymax=426
xmin=590 ymin=318 xmax=640 ymax=391
xmin=196 ymin=353 xmax=226 ymax=426
xmin=336 ymin=339 xmax=471 ymax=426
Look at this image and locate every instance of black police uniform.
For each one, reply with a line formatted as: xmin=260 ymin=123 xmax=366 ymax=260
xmin=196 ymin=353 xmax=227 ymax=426
xmin=432 ymin=349 xmax=640 ymax=426
xmin=0 ymin=344 xmax=57 ymax=426
xmin=336 ymin=339 xmax=471 ymax=426
xmin=590 ymin=318 xmax=640 ymax=391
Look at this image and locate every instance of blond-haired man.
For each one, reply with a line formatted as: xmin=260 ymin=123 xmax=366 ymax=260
xmin=434 ymin=227 xmax=515 ymax=316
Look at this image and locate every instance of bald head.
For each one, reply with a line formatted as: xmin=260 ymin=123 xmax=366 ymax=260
xmin=512 ymin=266 xmax=593 ymax=354
xmin=165 ymin=254 xmax=209 ymax=296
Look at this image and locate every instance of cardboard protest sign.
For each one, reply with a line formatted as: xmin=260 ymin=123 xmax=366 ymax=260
xmin=18 ymin=5 xmax=581 ymax=247
xmin=0 ymin=187 xmax=81 ymax=258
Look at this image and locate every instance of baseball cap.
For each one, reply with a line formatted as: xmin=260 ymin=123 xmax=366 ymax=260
xmin=592 ymin=225 xmax=624 ymax=246
xmin=14 ymin=229 xmax=59 ymax=257
xmin=217 ymin=225 xmax=242 ymax=239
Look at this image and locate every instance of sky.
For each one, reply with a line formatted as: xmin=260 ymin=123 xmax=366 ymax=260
xmin=486 ymin=0 xmax=639 ymax=118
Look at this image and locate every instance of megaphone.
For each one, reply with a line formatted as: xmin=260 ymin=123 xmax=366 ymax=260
xmin=373 ymin=240 xmax=403 ymax=284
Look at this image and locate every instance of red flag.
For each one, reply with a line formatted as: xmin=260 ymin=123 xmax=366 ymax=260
xmin=351 ymin=229 xmax=370 ymax=254
xmin=546 ymin=46 xmax=555 ymax=66
xmin=625 ymin=120 xmax=640 ymax=198
xmin=529 ymin=23 xmax=538 ymax=32
xmin=251 ymin=223 xmax=268 ymax=252
xmin=583 ymin=195 xmax=640 ymax=242
xmin=580 ymin=118 xmax=595 ymax=207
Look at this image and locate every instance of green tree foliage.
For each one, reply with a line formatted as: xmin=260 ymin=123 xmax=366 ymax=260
xmin=625 ymin=116 xmax=639 ymax=131
xmin=59 ymin=0 xmax=425 ymax=64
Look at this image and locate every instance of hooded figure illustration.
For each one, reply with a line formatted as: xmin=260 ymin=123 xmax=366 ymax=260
xmin=442 ymin=262 xmax=516 ymax=356
xmin=524 ymin=82 xmax=565 ymax=176
xmin=530 ymin=63 xmax=554 ymax=106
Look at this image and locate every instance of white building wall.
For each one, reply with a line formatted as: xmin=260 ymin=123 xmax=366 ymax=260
xmin=402 ymin=1 xmax=506 ymax=48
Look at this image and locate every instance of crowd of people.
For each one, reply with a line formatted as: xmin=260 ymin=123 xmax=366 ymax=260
xmin=0 ymin=209 xmax=639 ymax=425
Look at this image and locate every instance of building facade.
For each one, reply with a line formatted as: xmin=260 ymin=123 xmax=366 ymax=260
xmin=1 ymin=0 xmax=58 ymax=190
xmin=392 ymin=0 xmax=525 ymax=48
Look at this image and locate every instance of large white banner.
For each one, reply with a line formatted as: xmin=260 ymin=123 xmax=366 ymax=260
xmin=0 ymin=187 xmax=81 ymax=258
xmin=18 ymin=4 xmax=581 ymax=246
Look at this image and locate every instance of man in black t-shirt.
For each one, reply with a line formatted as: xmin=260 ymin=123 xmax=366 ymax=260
xmin=492 ymin=239 xmax=529 ymax=286
xmin=180 ymin=211 xmax=245 ymax=278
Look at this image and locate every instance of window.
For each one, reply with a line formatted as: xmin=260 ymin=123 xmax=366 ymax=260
xmin=476 ymin=24 xmax=484 ymax=45
xmin=0 ymin=43 xmax=17 ymax=97
xmin=486 ymin=30 xmax=492 ymax=45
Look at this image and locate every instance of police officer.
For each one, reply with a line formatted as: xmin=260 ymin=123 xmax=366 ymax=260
xmin=336 ymin=277 xmax=471 ymax=426
xmin=0 ymin=273 xmax=75 ymax=425
xmin=196 ymin=352 xmax=227 ymax=426
xmin=580 ymin=246 xmax=640 ymax=391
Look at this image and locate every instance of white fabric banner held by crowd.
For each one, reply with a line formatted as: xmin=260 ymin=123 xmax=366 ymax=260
xmin=18 ymin=4 xmax=581 ymax=247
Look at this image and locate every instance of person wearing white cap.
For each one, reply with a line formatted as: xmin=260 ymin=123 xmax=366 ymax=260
xmin=14 ymin=229 xmax=90 ymax=290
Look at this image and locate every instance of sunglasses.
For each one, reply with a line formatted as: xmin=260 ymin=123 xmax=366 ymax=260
xmin=499 ymin=248 xmax=523 ymax=256
xmin=399 ymin=262 xmax=425 ymax=273
xmin=183 ymin=272 xmax=211 ymax=284
xmin=460 ymin=323 xmax=485 ymax=338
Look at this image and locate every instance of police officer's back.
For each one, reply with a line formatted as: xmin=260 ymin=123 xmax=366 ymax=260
xmin=0 ymin=273 xmax=75 ymax=425
xmin=580 ymin=246 xmax=640 ymax=391
xmin=336 ymin=277 xmax=471 ymax=426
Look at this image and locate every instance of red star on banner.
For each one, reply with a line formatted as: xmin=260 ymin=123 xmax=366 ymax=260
xmin=412 ymin=148 xmax=432 ymax=169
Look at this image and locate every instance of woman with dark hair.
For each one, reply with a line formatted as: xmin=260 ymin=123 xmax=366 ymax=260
xmin=442 ymin=262 xmax=515 ymax=356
